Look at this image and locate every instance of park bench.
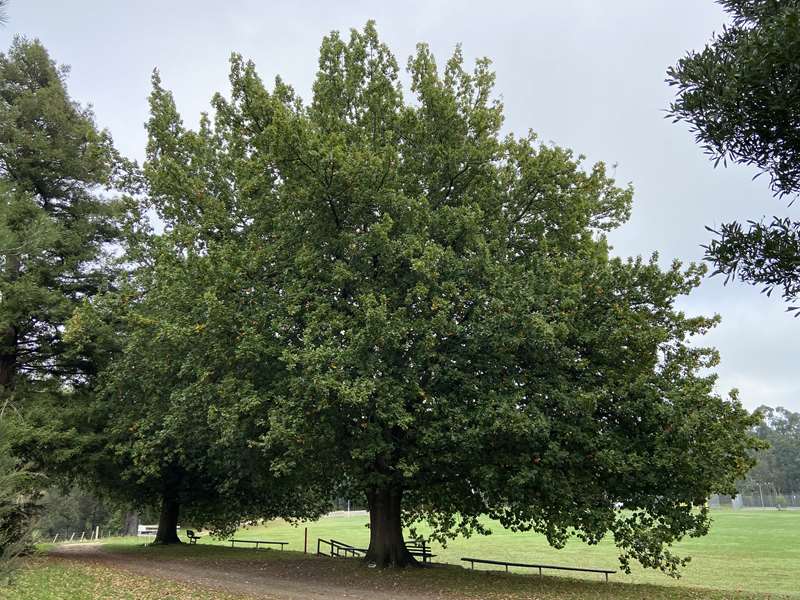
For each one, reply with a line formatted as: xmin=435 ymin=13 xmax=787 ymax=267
xmin=317 ymin=538 xmax=366 ymax=558
xmin=229 ymin=538 xmax=288 ymax=550
xmin=186 ymin=529 xmax=201 ymax=544
xmin=461 ymin=557 xmax=615 ymax=582
xmin=317 ymin=538 xmax=436 ymax=564
xmin=406 ymin=540 xmax=437 ymax=564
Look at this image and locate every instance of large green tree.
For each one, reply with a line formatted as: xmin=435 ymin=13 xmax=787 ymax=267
xmin=137 ymin=23 xmax=761 ymax=570
xmin=0 ymin=37 xmax=128 ymax=556
xmin=667 ymin=0 xmax=800 ymax=309
xmin=60 ymin=75 xmax=332 ymax=543
xmin=0 ymin=36 xmax=124 ymax=405
xmin=63 ymin=239 xmax=331 ymax=543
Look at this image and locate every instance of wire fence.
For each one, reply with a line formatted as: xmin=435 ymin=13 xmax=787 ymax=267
xmin=36 ymin=528 xmax=131 ymax=544
xmin=709 ymin=492 xmax=800 ymax=509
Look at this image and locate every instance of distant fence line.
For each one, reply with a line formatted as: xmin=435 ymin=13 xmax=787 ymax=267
xmin=709 ymin=492 xmax=800 ymax=509
xmin=38 ymin=527 xmax=128 ymax=544
xmin=331 ymin=498 xmax=367 ymax=512
xmin=325 ymin=509 xmax=369 ymax=518
xmin=42 ymin=508 xmax=368 ymax=545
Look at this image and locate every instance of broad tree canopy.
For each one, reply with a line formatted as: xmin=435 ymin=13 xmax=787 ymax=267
xmin=94 ymin=23 xmax=759 ymax=569
xmin=60 ymin=64 xmax=333 ymax=541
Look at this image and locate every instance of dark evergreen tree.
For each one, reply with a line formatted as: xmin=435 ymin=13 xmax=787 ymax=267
xmin=0 ymin=36 xmax=126 ymax=406
xmin=0 ymin=37 xmax=129 ymax=556
xmin=61 ymin=73 xmax=331 ymax=544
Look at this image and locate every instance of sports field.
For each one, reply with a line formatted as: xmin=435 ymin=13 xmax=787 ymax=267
xmin=214 ymin=508 xmax=800 ymax=596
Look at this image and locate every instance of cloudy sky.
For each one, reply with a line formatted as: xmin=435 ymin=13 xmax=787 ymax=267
xmin=4 ymin=1 xmax=797 ymax=412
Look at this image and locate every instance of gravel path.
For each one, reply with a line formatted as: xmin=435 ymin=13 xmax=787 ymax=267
xmin=49 ymin=543 xmax=444 ymax=600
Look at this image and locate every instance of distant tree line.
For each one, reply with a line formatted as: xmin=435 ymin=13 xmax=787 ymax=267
xmin=34 ymin=486 xmax=156 ymax=540
xmin=739 ymin=406 xmax=800 ymax=496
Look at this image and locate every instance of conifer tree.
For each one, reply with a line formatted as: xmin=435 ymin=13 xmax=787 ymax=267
xmin=0 ymin=37 xmax=128 ymax=553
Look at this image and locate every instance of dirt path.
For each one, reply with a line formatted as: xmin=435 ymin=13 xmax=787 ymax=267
xmin=49 ymin=543 xmax=445 ymax=600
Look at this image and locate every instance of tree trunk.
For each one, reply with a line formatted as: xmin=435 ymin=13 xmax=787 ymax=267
xmin=123 ymin=511 xmax=140 ymax=537
xmin=0 ymin=324 xmax=17 ymax=391
xmin=1 ymin=254 xmax=19 ymax=399
xmin=364 ymin=486 xmax=417 ymax=567
xmin=154 ymin=496 xmax=181 ymax=544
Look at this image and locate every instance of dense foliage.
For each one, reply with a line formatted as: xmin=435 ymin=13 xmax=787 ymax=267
xmin=63 ymin=80 xmax=333 ymax=540
xmin=667 ymin=0 xmax=800 ymax=309
xmin=97 ymin=22 xmax=762 ymax=571
xmin=0 ymin=35 xmax=127 ymax=408
xmin=0 ymin=22 xmax=766 ymax=572
xmin=65 ymin=219 xmax=332 ymax=541
xmin=0 ymin=420 xmax=40 ymax=581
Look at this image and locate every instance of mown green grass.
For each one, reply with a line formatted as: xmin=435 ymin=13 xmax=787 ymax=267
xmin=19 ymin=508 xmax=796 ymax=599
xmin=174 ymin=508 xmax=798 ymax=597
xmin=0 ymin=557 xmax=243 ymax=600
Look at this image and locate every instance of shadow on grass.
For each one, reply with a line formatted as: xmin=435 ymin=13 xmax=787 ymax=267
xmin=86 ymin=542 xmax=793 ymax=600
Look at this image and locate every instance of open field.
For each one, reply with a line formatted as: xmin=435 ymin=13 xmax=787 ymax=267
xmin=3 ymin=508 xmax=796 ymax=599
xmin=205 ymin=508 xmax=800 ymax=596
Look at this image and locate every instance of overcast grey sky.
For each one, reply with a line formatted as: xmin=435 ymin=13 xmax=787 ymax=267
xmin=5 ymin=1 xmax=797 ymax=412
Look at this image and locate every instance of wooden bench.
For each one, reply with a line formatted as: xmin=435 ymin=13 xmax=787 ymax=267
xmin=317 ymin=538 xmax=366 ymax=558
xmin=137 ymin=525 xmax=158 ymax=537
xmin=461 ymin=557 xmax=615 ymax=582
xmin=406 ymin=540 xmax=437 ymax=564
xmin=317 ymin=538 xmax=436 ymax=563
xmin=186 ymin=529 xmax=201 ymax=544
xmin=229 ymin=539 xmax=287 ymax=550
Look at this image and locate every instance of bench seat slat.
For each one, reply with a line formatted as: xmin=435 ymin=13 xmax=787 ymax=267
xmin=229 ymin=539 xmax=288 ymax=550
xmin=461 ymin=557 xmax=614 ymax=575
xmin=319 ymin=539 xmax=436 ymax=563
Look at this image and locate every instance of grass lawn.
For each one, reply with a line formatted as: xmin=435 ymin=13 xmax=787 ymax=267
xmin=0 ymin=557 xmax=243 ymax=600
xmin=17 ymin=543 xmax=785 ymax=600
xmin=5 ymin=508 xmax=795 ymax=599
xmin=34 ymin=539 xmax=793 ymax=600
xmin=182 ymin=508 xmax=799 ymax=597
